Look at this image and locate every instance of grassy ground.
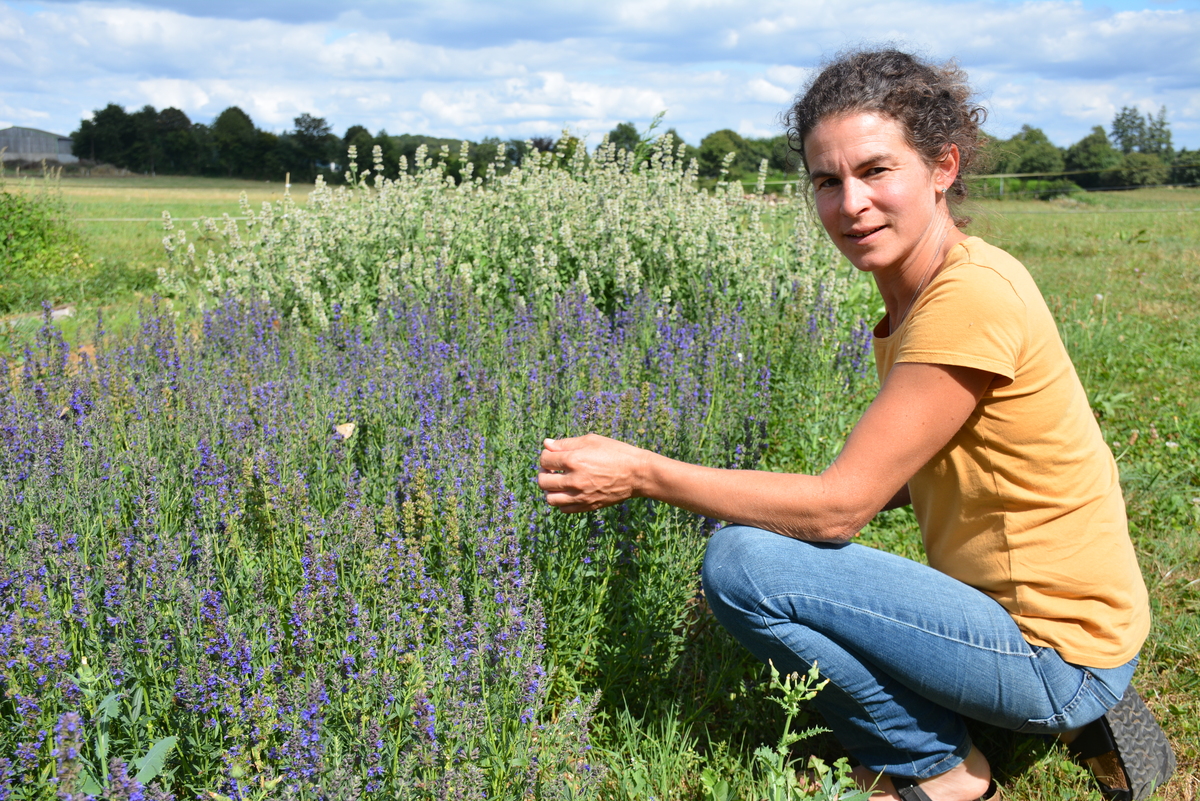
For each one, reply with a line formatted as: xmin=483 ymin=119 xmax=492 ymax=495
xmin=2 ymin=177 xmax=1197 ymax=798
xmin=52 ymin=174 xmax=308 ymax=269
xmin=962 ymin=189 xmax=1199 ymax=800
xmin=0 ymin=173 xmax=314 ymax=356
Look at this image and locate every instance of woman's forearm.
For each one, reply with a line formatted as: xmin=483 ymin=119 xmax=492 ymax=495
xmin=882 ymin=483 xmax=912 ymax=511
xmin=637 ymin=451 xmax=878 ymax=542
xmin=539 ymin=364 xmax=992 ymax=537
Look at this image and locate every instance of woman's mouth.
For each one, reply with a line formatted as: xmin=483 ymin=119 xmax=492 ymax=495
xmin=846 ymin=225 xmax=885 ymax=240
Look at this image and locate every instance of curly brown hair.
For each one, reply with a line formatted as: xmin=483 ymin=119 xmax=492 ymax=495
xmin=784 ymin=48 xmax=987 ymax=211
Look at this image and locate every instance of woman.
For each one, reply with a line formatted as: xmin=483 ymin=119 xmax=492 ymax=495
xmin=537 ymin=50 xmax=1174 ymax=801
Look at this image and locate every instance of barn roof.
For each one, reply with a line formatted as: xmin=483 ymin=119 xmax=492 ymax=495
xmin=0 ymin=126 xmax=70 ymax=139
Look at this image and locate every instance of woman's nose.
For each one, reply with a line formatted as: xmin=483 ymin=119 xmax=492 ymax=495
xmin=841 ymin=179 xmax=869 ymax=217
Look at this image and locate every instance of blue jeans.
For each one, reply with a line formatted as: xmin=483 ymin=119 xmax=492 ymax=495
xmin=701 ymin=525 xmax=1138 ymax=779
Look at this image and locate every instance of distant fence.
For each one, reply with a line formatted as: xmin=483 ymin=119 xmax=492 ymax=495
xmin=755 ymin=163 xmax=1200 ymax=198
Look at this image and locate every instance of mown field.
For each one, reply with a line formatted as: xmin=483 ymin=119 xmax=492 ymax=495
xmin=1 ymin=162 xmax=1197 ymax=800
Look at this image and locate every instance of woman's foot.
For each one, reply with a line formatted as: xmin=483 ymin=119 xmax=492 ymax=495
xmin=1059 ymin=686 xmax=1176 ymax=801
xmin=850 ymin=745 xmax=993 ymax=800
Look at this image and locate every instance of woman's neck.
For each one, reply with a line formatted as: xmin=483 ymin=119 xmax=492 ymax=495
xmin=877 ymin=217 xmax=967 ymax=334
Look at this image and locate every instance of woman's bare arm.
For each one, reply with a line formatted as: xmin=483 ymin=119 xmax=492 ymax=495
xmin=882 ymin=484 xmax=911 ymax=511
xmin=537 ymin=362 xmax=991 ymax=542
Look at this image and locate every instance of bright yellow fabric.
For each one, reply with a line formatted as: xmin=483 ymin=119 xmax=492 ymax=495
xmin=872 ymin=236 xmax=1149 ymax=668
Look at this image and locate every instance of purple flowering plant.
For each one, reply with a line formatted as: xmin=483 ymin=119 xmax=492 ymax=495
xmin=3 ymin=222 xmax=870 ymax=798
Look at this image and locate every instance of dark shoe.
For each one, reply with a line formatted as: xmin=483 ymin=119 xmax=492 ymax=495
xmin=892 ymin=776 xmax=999 ymax=801
xmin=1065 ymin=685 xmax=1176 ymax=801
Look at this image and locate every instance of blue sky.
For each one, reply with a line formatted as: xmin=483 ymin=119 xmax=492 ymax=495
xmin=2 ymin=0 xmax=1198 ymax=150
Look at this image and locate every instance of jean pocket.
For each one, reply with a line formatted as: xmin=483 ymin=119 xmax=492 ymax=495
xmin=1015 ymin=649 xmax=1111 ymax=735
xmin=1077 ymin=653 xmax=1139 ymax=711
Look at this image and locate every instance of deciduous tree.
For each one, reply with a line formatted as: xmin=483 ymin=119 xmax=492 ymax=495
xmin=1065 ymin=126 xmax=1122 ymax=188
xmin=606 ymin=122 xmax=640 ymax=153
xmin=986 ymin=125 xmax=1064 ymax=175
xmin=212 ymin=106 xmax=259 ymax=177
xmin=1110 ymin=152 xmax=1169 ymax=187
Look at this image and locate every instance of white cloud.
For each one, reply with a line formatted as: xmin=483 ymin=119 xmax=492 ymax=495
xmin=0 ymin=0 xmax=1198 ymax=148
xmin=737 ymin=118 xmax=777 ymax=138
xmin=418 ymin=73 xmax=667 ymax=137
xmin=136 ymin=79 xmax=212 ymax=111
xmin=746 ymin=78 xmax=793 ymax=104
xmin=765 ymin=65 xmax=810 ymax=90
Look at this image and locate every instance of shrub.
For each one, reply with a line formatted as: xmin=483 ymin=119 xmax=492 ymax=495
xmin=0 ymin=175 xmax=91 ymax=313
xmin=1104 ymin=152 xmax=1170 ymax=188
xmin=1171 ymin=148 xmax=1200 ymax=186
xmin=971 ymin=176 xmax=1079 ymax=200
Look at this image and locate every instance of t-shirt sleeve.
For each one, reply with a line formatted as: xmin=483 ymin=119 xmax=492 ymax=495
xmin=895 ymin=264 xmax=1026 ymax=380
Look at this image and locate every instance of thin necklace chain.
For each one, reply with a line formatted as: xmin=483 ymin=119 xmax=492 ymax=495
xmin=893 ymin=224 xmax=952 ymax=334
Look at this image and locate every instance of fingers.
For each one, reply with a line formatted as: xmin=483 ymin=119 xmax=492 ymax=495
xmin=542 ymin=434 xmax=596 ymax=452
xmin=536 ymin=468 xmax=569 ymax=492
xmin=537 ymin=449 xmax=580 ymax=509
xmin=538 ymin=474 xmax=593 ymax=512
xmin=542 ymin=492 xmax=597 ymax=513
xmin=539 ymin=433 xmax=600 ymax=472
xmin=539 ymin=448 xmax=568 ymax=473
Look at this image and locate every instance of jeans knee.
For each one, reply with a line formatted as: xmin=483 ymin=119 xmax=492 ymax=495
xmin=701 ymin=525 xmax=755 ymax=616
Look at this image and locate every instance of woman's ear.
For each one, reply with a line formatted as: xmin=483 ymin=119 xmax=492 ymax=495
xmin=937 ymin=143 xmax=961 ymax=193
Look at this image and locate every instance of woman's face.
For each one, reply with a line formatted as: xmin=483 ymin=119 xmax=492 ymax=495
xmin=805 ymin=112 xmax=955 ymax=276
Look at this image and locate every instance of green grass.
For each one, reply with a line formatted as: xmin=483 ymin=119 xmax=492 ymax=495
xmin=52 ymin=174 xmax=309 ymax=269
xmin=4 ymin=179 xmax=1198 ymax=799
xmin=964 ymin=188 xmax=1200 ymax=799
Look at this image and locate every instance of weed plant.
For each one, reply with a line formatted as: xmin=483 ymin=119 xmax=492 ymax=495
xmin=0 ymin=173 xmax=156 ymax=313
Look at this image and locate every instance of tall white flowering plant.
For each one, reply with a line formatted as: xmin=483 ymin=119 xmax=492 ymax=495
xmin=160 ymin=134 xmax=842 ymax=327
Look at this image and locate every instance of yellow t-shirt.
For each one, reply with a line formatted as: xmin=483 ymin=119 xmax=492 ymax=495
xmin=872 ymin=236 xmax=1149 ymax=668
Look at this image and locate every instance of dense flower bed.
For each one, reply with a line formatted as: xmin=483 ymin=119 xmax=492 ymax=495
xmin=0 ymin=278 xmax=805 ymax=799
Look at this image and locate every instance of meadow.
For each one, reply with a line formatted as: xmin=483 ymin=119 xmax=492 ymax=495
xmin=0 ymin=146 xmax=1196 ymax=800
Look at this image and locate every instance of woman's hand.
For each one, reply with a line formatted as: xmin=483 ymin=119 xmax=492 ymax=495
xmin=538 ymin=434 xmax=649 ymax=513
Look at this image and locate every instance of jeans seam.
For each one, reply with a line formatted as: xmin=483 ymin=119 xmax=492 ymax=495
xmin=758 ymin=591 xmax=1036 ymax=658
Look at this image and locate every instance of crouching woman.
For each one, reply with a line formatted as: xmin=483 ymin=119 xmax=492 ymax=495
xmin=537 ymin=48 xmax=1174 ymax=801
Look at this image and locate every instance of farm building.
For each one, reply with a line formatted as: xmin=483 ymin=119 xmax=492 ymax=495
xmin=0 ymin=126 xmax=79 ymax=163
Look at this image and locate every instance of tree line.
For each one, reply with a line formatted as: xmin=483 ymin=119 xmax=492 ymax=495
xmin=69 ymin=102 xmax=1198 ymax=191
xmin=979 ymin=105 xmax=1199 ymax=196
xmin=67 ymin=103 xmax=796 ymax=184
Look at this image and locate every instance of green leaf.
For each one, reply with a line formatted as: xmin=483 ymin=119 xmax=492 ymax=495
xmin=97 ymin=691 xmax=122 ymax=722
xmin=134 ymin=736 xmax=178 ymax=785
xmin=81 ymin=771 xmax=103 ymax=795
